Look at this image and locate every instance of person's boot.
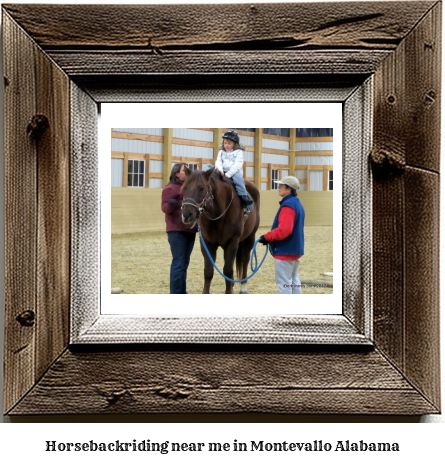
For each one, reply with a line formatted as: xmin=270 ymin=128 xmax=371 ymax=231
xmin=240 ymin=196 xmax=253 ymax=208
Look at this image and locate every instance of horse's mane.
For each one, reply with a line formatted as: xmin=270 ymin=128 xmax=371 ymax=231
xmin=181 ymin=170 xmax=202 ymax=190
xmin=182 ymin=168 xmax=232 ymax=191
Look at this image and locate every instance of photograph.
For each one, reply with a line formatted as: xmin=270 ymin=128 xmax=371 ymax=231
xmin=110 ymin=127 xmax=335 ymax=297
xmin=101 ymin=102 xmax=344 ymax=319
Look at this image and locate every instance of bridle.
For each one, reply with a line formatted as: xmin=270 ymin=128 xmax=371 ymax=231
xmin=182 ymin=175 xmax=233 ymax=222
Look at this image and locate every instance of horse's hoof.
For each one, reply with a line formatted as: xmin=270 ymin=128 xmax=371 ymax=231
xmin=240 ymin=290 xmax=248 ymax=294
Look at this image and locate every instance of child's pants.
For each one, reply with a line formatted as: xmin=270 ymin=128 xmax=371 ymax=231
xmin=230 ymin=171 xmax=253 ymax=210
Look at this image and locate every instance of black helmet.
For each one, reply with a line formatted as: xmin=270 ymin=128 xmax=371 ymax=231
xmin=222 ymin=130 xmax=239 ymax=144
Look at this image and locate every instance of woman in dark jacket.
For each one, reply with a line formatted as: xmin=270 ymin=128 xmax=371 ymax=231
xmin=161 ymin=163 xmax=197 ymax=294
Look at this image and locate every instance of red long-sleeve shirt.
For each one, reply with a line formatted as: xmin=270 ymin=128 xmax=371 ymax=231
xmin=264 ymin=206 xmax=301 ymax=261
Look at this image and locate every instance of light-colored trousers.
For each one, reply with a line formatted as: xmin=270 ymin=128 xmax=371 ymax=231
xmin=230 ymin=171 xmax=253 ymax=211
xmin=231 ymin=171 xmax=251 ymax=198
xmin=274 ymin=258 xmax=302 ymax=294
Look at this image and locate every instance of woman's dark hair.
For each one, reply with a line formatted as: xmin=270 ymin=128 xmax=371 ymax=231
xmin=169 ymin=163 xmax=191 ymax=183
xmin=286 ymin=185 xmax=298 ymax=197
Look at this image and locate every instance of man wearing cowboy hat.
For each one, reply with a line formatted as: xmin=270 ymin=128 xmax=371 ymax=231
xmin=258 ymin=176 xmax=305 ymax=294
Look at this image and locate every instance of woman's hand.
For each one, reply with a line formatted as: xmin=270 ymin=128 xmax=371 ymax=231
xmin=167 ymin=199 xmax=179 ymax=208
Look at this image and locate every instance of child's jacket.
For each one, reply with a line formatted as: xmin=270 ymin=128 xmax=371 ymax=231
xmin=215 ymin=149 xmax=244 ymax=178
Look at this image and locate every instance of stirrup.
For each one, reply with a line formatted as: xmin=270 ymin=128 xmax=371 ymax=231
xmin=243 ymin=206 xmax=251 ymax=222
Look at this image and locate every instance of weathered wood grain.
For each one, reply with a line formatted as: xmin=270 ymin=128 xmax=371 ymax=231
xmin=3 ymin=12 xmax=37 ymax=414
xmin=9 ymin=349 xmax=437 ymax=415
xmin=79 ymin=76 xmax=362 ymax=103
xmin=46 ymin=50 xmax=390 ymax=76
xmin=404 ymin=2 xmax=441 ymax=172
xmin=372 ymin=20 xmax=408 ymax=372
xmin=371 ymin=2 xmax=441 ymax=173
xmin=74 ymin=316 xmax=370 ymax=346
xmin=35 ymin=37 xmax=71 ymax=381
xmin=404 ymin=168 xmax=440 ymax=408
xmin=70 ymin=83 xmax=100 ymax=338
xmin=371 ymin=2 xmax=441 ymax=412
xmin=14 ymin=387 xmax=436 ymax=416
xmin=372 ymin=174 xmax=405 ymax=367
xmin=2 ymin=2 xmax=435 ymax=49
xmin=342 ymin=80 xmax=372 ymax=337
xmin=3 ymin=11 xmax=72 ymax=413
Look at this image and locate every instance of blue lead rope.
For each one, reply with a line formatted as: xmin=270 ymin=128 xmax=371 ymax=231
xmin=198 ymin=228 xmax=269 ymax=283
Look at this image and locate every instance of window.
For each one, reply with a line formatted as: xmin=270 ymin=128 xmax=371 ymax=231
xmin=297 ymin=128 xmax=333 ymax=137
xmin=263 ymin=128 xmax=290 ymax=137
xmin=127 ymin=159 xmax=145 ymax=187
xmin=186 ymin=163 xmax=199 ymax=172
xmin=328 ymin=170 xmax=333 ymax=191
xmin=271 ymin=169 xmax=279 ymax=190
xmin=232 ymin=128 xmax=255 ymax=132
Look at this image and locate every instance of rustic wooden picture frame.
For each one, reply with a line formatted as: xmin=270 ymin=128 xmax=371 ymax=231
xmin=2 ymin=2 xmax=441 ymax=415
xmin=77 ymin=93 xmax=366 ymax=345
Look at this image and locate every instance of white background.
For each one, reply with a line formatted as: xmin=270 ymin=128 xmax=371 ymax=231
xmin=102 ymin=102 xmax=342 ymax=314
xmin=0 ymin=1 xmax=444 ymax=463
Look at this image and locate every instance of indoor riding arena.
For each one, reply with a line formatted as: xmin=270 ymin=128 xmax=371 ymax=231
xmin=111 ymin=128 xmax=334 ymax=294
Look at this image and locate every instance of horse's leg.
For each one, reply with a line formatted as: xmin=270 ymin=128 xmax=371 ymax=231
xmin=239 ymin=233 xmax=255 ymax=294
xmin=201 ymin=241 xmax=217 ymax=294
xmin=223 ymin=238 xmax=239 ymax=294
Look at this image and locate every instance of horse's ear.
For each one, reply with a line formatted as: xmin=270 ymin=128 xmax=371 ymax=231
xmin=202 ymin=167 xmax=216 ymax=181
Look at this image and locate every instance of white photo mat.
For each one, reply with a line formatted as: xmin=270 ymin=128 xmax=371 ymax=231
xmin=101 ymin=103 xmax=342 ymax=316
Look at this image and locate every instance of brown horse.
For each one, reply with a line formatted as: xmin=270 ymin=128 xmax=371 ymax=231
xmin=181 ymin=168 xmax=260 ymax=294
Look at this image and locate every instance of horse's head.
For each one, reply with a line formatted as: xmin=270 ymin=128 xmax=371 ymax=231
xmin=181 ymin=169 xmax=216 ymax=226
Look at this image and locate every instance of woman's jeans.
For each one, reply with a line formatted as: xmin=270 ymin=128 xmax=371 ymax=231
xmin=167 ymin=231 xmax=196 ymax=294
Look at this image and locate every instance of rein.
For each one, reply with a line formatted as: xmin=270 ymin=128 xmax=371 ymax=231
xmin=198 ymin=228 xmax=269 ymax=283
xmin=183 ymin=171 xmax=268 ymax=284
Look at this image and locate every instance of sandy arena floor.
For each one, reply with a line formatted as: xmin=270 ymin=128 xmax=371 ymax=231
xmin=111 ymin=226 xmax=333 ymax=294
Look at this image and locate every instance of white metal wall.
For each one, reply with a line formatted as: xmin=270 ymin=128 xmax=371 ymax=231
xmin=296 ymin=156 xmax=333 ymax=165
xmin=295 ymin=169 xmax=307 ymax=180
xmin=173 ymin=128 xmax=214 ymax=142
xmin=149 ymin=178 xmax=163 ymax=188
xmin=172 ymin=144 xmax=213 ymax=159
xmin=296 ymin=141 xmax=333 ymax=151
xmin=239 ymin=135 xmax=254 ymax=147
xmin=243 ymin=151 xmax=254 ymax=162
xmin=111 ymin=129 xmax=333 ymax=192
xmin=295 ymin=138 xmax=333 ymax=191
xmin=263 ymin=138 xmax=289 ymax=151
xmin=262 ymin=136 xmax=290 ymax=166
xmin=310 ymin=171 xmax=324 ymax=191
xmin=112 ymin=138 xmax=164 ymax=155
xmin=150 ymin=159 xmax=163 ymax=174
xmin=262 ymin=153 xmax=289 ymax=164
xmin=111 ymin=159 xmax=123 ymax=187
